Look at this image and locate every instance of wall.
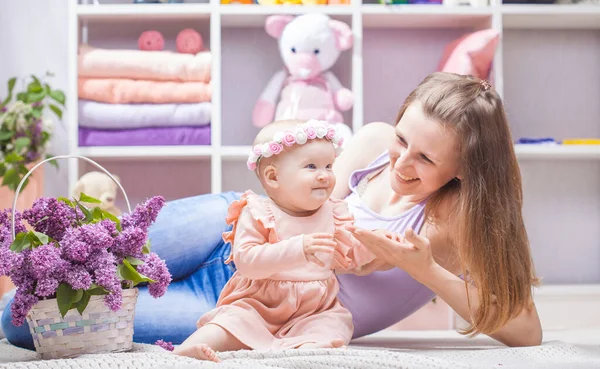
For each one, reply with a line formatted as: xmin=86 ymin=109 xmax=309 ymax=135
xmin=0 ymin=0 xmax=69 ymax=199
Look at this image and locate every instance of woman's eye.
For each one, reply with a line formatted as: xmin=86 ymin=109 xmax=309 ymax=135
xmin=421 ymin=155 xmax=433 ymax=164
xmin=397 ymin=135 xmax=407 ymax=146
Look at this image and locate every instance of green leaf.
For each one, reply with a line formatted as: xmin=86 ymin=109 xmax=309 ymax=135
xmin=1 ymin=77 xmax=16 ymax=106
xmin=76 ymin=292 xmax=91 ymax=315
xmin=31 ymin=109 xmax=42 ymax=119
xmin=142 ymin=240 xmax=151 ymax=254
xmin=27 ymin=77 xmax=43 ymax=93
xmin=73 ymin=198 xmax=93 ymax=223
xmin=86 ymin=283 xmax=109 ymax=296
xmin=126 ymin=256 xmax=144 ymax=266
xmin=0 ymin=130 xmax=14 ymax=141
xmin=45 ymin=155 xmax=59 ymax=169
xmin=49 ymin=104 xmax=62 ymax=120
xmin=14 ymin=137 xmax=30 ymax=154
xmin=0 ymin=163 xmax=6 ymax=177
xmin=117 ymin=259 xmax=155 ymax=285
xmin=101 ymin=210 xmax=121 ymax=232
xmin=33 ymin=231 xmax=51 ymax=245
xmin=4 ymin=152 xmax=24 ymax=164
xmin=79 ymin=192 xmax=102 ymax=204
xmin=16 ymin=92 xmax=27 ymax=103
xmin=9 ymin=232 xmax=29 ymax=252
xmin=1 ymin=167 xmax=19 ymax=187
xmin=57 ymin=197 xmax=75 ymax=208
xmin=27 ymin=90 xmax=46 ymax=103
xmin=56 ymin=283 xmax=80 ymax=318
xmin=49 ymin=90 xmax=66 ymax=106
xmin=7 ymin=77 xmax=16 ymax=96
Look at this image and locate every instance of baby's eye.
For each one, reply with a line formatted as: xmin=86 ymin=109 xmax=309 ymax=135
xmin=306 ymin=164 xmax=316 ymax=169
xmin=326 ymin=164 xmax=332 ymax=170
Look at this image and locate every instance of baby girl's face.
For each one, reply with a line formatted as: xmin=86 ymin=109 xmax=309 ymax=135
xmin=274 ymin=139 xmax=336 ymax=213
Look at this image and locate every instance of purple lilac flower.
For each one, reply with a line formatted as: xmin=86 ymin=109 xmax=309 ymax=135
xmin=0 ymin=209 xmax=27 ymax=238
xmin=35 ymin=277 xmax=59 ymax=297
xmin=61 ymin=229 xmax=91 ymax=263
xmin=11 ymin=289 xmax=39 ymax=326
xmin=155 ymin=340 xmax=174 ymax=351
xmin=137 ymin=252 xmax=172 ymax=298
xmin=0 ymin=245 xmax=20 ymax=277
xmin=63 ymin=264 xmax=92 ymax=290
xmin=22 ymin=198 xmax=80 ymax=241
xmin=9 ymin=250 xmax=33 ymax=291
xmin=100 ymin=219 xmax=118 ymax=238
xmin=121 ymin=196 xmax=165 ymax=232
xmin=104 ymin=288 xmax=122 ymax=312
xmin=29 ymin=244 xmax=63 ymax=279
xmin=74 ymin=223 xmax=114 ymax=251
xmin=111 ymin=228 xmax=147 ymax=259
xmin=86 ymin=249 xmax=119 ymax=292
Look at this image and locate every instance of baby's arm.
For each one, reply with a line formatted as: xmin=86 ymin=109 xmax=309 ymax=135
xmin=231 ymin=208 xmax=308 ymax=279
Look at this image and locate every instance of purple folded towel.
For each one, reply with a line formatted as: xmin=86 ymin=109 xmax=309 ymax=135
xmin=78 ymin=126 xmax=211 ymax=146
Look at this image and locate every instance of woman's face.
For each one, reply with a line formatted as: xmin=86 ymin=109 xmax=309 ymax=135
xmin=388 ymin=101 xmax=462 ymax=199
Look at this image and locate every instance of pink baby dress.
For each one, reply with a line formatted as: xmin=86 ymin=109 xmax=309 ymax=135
xmin=196 ymin=190 xmax=375 ymax=350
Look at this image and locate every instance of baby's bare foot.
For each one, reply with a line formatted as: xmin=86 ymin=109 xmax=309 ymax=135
xmin=174 ymin=343 xmax=221 ymax=362
xmin=299 ymin=338 xmax=346 ymax=349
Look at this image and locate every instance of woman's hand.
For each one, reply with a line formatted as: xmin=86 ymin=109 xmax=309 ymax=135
xmin=346 ymin=226 xmax=437 ymax=283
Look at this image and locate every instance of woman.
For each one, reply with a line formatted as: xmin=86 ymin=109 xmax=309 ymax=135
xmin=1 ymin=72 xmax=542 ymax=349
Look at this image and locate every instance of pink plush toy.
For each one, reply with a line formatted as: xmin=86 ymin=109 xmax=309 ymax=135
xmin=138 ymin=30 xmax=165 ymax=51
xmin=252 ymin=14 xmax=354 ymax=143
xmin=176 ymin=28 xmax=204 ymax=54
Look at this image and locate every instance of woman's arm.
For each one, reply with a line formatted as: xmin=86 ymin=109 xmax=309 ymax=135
xmin=332 ymin=122 xmax=396 ymax=200
xmin=424 ymin=262 xmax=543 ymax=347
xmin=347 ymin=225 xmax=543 ymax=347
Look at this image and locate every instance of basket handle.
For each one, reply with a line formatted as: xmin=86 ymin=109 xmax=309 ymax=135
xmin=11 ymin=155 xmax=132 ymax=240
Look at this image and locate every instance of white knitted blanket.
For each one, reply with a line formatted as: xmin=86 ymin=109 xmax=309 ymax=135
xmin=1 ymin=339 xmax=600 ymax=369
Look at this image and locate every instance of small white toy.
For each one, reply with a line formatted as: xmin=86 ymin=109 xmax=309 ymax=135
xmin=72 ymin=171 xmax=122 ymax=217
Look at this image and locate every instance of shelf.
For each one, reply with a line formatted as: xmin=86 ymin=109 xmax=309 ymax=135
xmin=76 ymin=146 xmax=213 ymax=160
xmin=502 ymin=4 xmax=600 ymax=29
xmin=76 ymin=3 xmax=212 ymax=21
xmin=514 ymin=144 xmax=600 ymax=160
xmin=219 ymin=5 xmax=353 ymax=27
xmin=221 ymin=145 xmax=252 ymax=159
xmin=362 ymin=4 xmax=493 ymax=29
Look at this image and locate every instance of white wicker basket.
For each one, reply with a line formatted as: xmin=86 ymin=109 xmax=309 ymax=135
xmin=26 ymin=288 xmax=139 ymax=360
xmin=10 ymin=155 xmax=139 ymax=360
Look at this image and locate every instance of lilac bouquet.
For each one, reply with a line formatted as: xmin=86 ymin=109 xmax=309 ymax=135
xmin=0 ymin=72 xmax=65 ymax=191
xmin=0 ymin=193 xmax=172 ymax=326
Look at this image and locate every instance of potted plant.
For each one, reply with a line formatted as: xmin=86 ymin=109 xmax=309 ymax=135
xmin=0 ymin=72 xmax=65 ymax=192
xmin=0 ymin=181 xmax=172 ymax=360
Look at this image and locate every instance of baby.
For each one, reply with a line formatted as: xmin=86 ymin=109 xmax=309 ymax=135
xmin=173 ymin=119 xmax=377 ymax=362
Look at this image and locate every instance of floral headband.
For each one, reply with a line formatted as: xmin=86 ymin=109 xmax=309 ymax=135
xmin=247 ymin=119 xmax=345 ymax=171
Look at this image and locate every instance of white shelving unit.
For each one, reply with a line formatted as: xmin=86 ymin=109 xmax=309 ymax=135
xmin=67 ymin=0 xmax=600 ymax=331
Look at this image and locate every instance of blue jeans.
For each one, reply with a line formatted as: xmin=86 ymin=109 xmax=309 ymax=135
xmin=1 ymin=191 xmax=241 ymax=350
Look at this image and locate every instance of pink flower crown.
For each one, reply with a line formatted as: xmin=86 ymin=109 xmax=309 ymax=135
xmin=247 ymin=120 xmax=345 ymax=171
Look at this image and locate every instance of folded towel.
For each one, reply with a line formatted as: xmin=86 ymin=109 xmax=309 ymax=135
xmin=78 ymin=44 xmax=212 ymax=83
xmin=78 ymin=100 xmax=212 ymax=130
xmin=78 ymin=78 xmax=212 ymax=104
xmin=78 ymin=126 xmax=211 ymax=146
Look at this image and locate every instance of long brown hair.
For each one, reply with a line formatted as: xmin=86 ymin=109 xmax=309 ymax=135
xmin=396 ymin=72 xmax=539 ymax=336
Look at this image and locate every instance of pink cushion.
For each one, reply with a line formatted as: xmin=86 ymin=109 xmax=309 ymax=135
xmin=438 ymin=29 xmax=499 ymax=79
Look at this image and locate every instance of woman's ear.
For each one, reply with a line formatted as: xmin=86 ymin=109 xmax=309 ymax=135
xmin=263 ymin=165 xmax=279 ymax=190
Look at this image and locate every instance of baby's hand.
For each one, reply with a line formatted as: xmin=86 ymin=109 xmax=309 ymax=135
xmin=303 ymin=233 xmax=337 ymax=268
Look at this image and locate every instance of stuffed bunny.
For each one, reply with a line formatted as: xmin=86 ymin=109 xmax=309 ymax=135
xmin=72 ymin=171 xmax=122 ymax=217
xmin=252 ymin=14 xmax=354 ymax=143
